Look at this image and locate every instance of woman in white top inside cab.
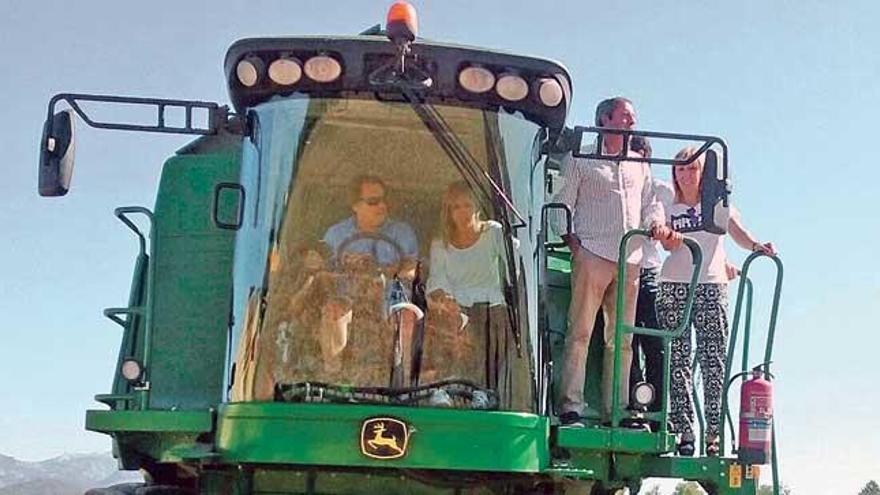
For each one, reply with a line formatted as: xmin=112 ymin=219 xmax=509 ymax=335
xmin=658 ymin=147 xmax=776 ymax=457
xmin=425 ymin=181 xmax=528 ymax=410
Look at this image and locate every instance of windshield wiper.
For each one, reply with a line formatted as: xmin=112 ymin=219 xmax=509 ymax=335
xmin=397 ymin=86 xmax=527 ymax=229
xmin=399 ymin=88 xmax=526 ymax=351
xmin=481 ymin=111 xmax=524 ymax=354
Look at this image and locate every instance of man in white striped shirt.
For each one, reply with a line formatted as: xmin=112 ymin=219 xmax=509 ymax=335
xmin=553 ymin=97 xmax=679 ymax=427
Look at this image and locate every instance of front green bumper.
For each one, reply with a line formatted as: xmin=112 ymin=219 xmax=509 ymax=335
xmin=215 ymin=402 xmax=549 ymax=472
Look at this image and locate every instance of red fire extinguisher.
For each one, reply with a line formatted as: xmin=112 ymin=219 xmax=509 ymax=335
xmin=737 ymin=365 xmax=773 ymax=465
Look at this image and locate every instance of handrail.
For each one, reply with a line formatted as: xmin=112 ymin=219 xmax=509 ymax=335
xmin=720 ymin=253 xmax=783 ymax=451
xmin=112 ymin=206 xmax=157 ymax=410
xmin=114 ymin=207 xmax=153 ymax=255
xmin=691 ymin=357 xmax=706 ymax=456
xmin=727 ymin=277 xmax=753 ymax=445
xmin=103 ymin=307 xmax=144 ymax=327
xmin=720 ymin=252 xmax=784 ymax=495
xmin=94 ymin=393 xmax=136 ymax=409
xmin=610 ymin=229 xmax=703 ymax=430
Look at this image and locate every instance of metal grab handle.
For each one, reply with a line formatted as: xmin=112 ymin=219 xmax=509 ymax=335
xmin=719 ymin=251 xmax=783 ymax=460
xmin=617 ymin=231 xmax=703 ymax=340
xmin=570 ymin=126 xmax=728 ymax=167
xmin=103 ymin=307 xmax=144 ymax=328
xmin=212 ymin=182 xmax=245 ymax=230
xmin=540 ymin=202 xmax=573 ymax=249
xmin=114 ymin=206 xmax=153 ymax=255
xmin=609 ymin=229 xmax=703 ymax=428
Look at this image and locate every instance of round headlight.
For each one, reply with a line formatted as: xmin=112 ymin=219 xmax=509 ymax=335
xmin=236 ymin=57 xmax=263 ymax=88
xmin=268 ymin=57 xmax=303 ymax=86
xmin=304 ymin=55 xmax=342 ymax=83
xmin=121 ymin=358 xmax=144 ymax=383
xmin=538 ymin=78 xmax=564 ymax=107
xmin=496 ymin=74 xmax=529 ymax=102
xmin=632 ymin=381 xmax=655 ymax=408
xmin=458 ymin=66 xmax=495 ymax=93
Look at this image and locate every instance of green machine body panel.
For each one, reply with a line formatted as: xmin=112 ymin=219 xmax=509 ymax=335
xmin=216 ymin=403 xmax=549 ymax=472
xmin=147 ymin=148 xmax=240 ymax=410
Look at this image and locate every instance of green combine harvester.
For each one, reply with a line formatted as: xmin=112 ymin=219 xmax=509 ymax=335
xmin=37 ymin=3 xmax=784 ymax=494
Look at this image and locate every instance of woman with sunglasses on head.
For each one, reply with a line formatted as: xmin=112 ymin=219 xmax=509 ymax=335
xmin=658 ymin=147 xmax=776 ymax=456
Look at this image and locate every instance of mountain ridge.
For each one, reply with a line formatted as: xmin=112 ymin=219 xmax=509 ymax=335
xmin=0 ymin=452 xmax=142 ymax=495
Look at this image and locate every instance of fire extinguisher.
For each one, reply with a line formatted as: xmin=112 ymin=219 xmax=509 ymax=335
xmin=736 ymin=364 xmax=774 ymax=464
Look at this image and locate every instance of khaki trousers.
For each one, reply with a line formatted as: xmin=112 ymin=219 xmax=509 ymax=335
xmin=559 ymin=247 xmax=639 ymax=418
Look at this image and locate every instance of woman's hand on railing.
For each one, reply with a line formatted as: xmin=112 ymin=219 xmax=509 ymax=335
xmin=751 ymin=241 xmax=777 ymax=256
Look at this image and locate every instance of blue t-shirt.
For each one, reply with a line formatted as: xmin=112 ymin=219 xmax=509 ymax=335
xmin=322 ymin=217 xmax=419 ymax=266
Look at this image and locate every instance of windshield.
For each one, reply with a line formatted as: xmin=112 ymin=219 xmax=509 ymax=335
xmin=228 ymin=96 xmax=543 ymax=412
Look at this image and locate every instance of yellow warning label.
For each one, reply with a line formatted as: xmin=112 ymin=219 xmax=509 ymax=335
xmin=746 ymin=465 xmax=760 ymax=481
xmin=729 ymin=464 xmax=743 ymax=488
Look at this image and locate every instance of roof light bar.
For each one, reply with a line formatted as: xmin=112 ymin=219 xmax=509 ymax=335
xmin=538 ymin=78 xmax=564 ymax=107
xmin=268 ymin=57 xmax=303 ymax=86
xmin=236 ymin=56 xmax=263 ymax=88
xmin=304 ymin=55 xmax=342 ymax=83
xmin=458 ymin=66 xmax=496 ymax=93
xmin=496 ymin=74 xmax=529 ymax=102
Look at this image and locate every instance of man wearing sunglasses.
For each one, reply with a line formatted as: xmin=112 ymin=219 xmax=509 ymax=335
xmin=322 ymin=174 xmax=418 ymax=271
xmin=322 ymin=175 xmax=421 ymax=385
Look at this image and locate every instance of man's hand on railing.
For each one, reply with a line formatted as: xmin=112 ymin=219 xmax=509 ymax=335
xmin=561 ymin=233 xmax=581 ymax=253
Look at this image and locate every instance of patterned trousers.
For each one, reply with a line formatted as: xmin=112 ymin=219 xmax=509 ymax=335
xmin=656 ymin=282 xmax=729 ymax=440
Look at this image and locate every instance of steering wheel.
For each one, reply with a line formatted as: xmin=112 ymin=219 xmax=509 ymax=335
xmin=335 ymin=231 xmax=406 ymax=276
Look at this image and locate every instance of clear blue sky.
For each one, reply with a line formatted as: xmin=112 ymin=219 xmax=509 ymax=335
xmin=1 ymin=1 xmax=877 ymax=493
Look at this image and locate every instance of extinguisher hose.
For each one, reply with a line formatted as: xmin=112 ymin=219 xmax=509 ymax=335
xmin=728 ymin=361 xmax=775 ymax=385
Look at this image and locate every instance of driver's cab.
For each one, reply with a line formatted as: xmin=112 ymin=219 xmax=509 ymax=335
xmin=216 ymin=20 xmax=574 ymax=416
xmin=227 ymin=96 xmax=541 ymax=412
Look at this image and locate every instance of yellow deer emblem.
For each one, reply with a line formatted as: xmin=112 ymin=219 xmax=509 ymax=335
xmin=360 ymin=417 xmax=409 ymax=459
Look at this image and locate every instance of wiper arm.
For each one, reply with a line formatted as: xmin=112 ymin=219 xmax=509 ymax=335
xmin=481 ymin=111 xmax=523 ymax=353
xmin=398 ymin=86 xmax=527 ymax=228
xmin=398 ymin=87 xmax=526 ymax=352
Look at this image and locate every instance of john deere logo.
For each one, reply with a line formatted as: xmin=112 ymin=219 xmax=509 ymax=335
xmin=360 ymin=417 xmax=409 ymax=459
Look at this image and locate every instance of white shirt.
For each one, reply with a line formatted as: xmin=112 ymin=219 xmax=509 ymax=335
xmin=551 ymin=145 xmax=665 ymax=264
xmin=642 ymin=179 xmax=675 ymax=270
xmin=426 ymin=221 xmax=507 ymax=307
xmin=660 ymin=202 xmax=740 ymax=284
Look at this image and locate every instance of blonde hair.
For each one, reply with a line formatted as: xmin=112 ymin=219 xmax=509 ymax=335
xmin=672 ymin=146 xmax=705 ymax=203
xmin=439 ymin=181 xmax=485 ymax=247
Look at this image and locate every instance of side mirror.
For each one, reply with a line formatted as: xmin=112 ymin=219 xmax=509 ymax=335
xmin=39 ymin=109 xmax=76 ymax=197
xmin=699 ymin=149 xmax=731 ymax=235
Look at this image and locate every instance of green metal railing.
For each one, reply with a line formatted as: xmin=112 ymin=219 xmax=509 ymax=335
xmin=99 ymin=206 xmax=156 ymax=410
xmin=609 ymin=229 xmax=703 ymax=431
xmin=690 ymin=356 xmax=707 ymax=455
xmin=720 ymin=252 xmax=784 ymax=494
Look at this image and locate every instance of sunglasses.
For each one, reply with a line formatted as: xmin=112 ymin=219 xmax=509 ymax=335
xmin=360 ymin=196 xmax=386 ymax=206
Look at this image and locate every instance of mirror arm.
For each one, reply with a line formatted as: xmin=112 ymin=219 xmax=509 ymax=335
xmin=46 ymin=93 xmax=236 ymax=136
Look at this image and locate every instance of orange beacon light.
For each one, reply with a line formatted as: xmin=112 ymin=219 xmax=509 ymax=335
xmin=386 ymin=1 xmax=419 ymax=43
